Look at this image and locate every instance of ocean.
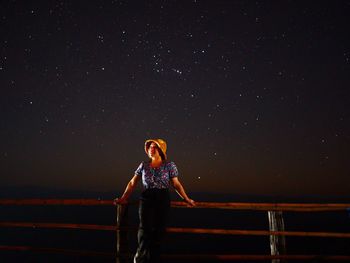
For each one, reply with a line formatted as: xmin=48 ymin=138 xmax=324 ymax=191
xmin=1 ymin=190 xmax=350 ymax=262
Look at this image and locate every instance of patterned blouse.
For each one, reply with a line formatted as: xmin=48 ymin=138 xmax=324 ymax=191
xmin=135 ymin=161 xmax=179 ymax=189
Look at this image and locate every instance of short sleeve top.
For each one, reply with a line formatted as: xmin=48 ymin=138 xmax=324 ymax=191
xmin=135 ymin=161 xmax=179 ymax=189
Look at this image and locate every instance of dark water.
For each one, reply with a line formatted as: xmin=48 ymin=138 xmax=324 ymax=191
xmin=1 ymin=192 xmax=350 ymax=262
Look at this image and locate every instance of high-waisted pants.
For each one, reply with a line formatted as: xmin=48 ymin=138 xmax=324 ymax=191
xmin=133 ymin=189 xmax=170 ymax=263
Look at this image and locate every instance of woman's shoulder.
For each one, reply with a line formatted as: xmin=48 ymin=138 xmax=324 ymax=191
xmin=136 ymin=160 xmax=149 ymax=168
xmin=140 ymin=160 xmax=153 ymax=168
xmin=164 ymin=160 xmax=177 ymax=167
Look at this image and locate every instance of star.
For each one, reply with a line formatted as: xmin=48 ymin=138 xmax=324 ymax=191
xmin=172 ymin=68 xmax=182 ymax=74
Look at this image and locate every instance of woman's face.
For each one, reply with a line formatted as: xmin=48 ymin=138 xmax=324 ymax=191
xmin=148 ymin=142 xmax=160 ymax=159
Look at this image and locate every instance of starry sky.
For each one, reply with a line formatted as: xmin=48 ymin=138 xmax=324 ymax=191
xmin=1 ymin=0 xmax=350 ymax=197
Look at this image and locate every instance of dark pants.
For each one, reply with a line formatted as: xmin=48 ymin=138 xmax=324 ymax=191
xmin=134 ymin=189 xmax=170 ymax=263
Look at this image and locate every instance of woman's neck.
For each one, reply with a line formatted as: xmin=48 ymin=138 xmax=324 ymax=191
xmin=150 ymin=157 xmax=163 ymax=167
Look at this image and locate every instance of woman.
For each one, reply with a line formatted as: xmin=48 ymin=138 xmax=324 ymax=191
xmin=114 ymin=138 xmax=195 ymax=263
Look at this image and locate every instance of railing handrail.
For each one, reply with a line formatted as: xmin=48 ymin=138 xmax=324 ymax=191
xmin=1 ymin=199 xmax=350 ymax=211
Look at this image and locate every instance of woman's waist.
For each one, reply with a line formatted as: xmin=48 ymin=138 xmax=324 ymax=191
xmin=141 ymin=188 xmax=170 ymax=200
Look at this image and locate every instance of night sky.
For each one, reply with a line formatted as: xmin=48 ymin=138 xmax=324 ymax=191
xmin=1 ymin=1 xmax=350 ymax=197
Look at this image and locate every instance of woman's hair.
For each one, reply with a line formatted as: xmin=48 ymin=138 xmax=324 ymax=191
xmin=158 ymin=149 xmax=166 ymax=161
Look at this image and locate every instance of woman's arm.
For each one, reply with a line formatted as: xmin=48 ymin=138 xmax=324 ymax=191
xmin=170 ymin=177 xmax=196 ymax=206
xmin=114 ymin=174 xmax=141 ymax=204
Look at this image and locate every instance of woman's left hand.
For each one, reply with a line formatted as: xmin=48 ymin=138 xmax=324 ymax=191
xmin=185 ymin=198 xmax=196 ymax=207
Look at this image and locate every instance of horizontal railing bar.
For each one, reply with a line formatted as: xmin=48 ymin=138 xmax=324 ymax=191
xmin=172 ymin=201 xmax=350 ymax=211
xmin=1 ymin=199 xmax=350 ymax=211
xmin=162 ymin=254 xmax=350 ymax=261
xmin=0 ymin=246 xmax=350 ymax=261
xmin=0 ymin=245 xmax=113 ymax=257
xmin=0 ymin=199 xmax=113 ymax=206
xmin=1 ymin=222 xmax=350 ymax=238
xmin=0 ymin=222 xmax=118 ymax=231
xmin=167 ymin=227 xmax=350 ymax=238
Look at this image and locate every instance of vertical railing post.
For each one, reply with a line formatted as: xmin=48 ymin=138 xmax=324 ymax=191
xmin=116 ymin=203 xmax=129 ymax=263
xmin=268 ymin=210 xmax=286 ymax=263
